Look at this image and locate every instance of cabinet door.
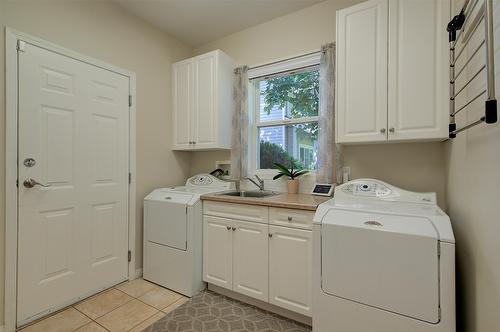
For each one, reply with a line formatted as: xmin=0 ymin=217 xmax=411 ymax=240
xmin=172 ymin=59 xmax=193 ymax=150
xmin=269 ymin=226 xmax=312 ymax=316
xmin=232 ymin=220 xmax=269 ymax=302
xmin=203 ymin=216 xmax=233 ymax=289
xmin=388 ymin=0 xmax=449 ymax=141
xmin=336 ymin=0 xmax=389 ymax=143
xmin=193 ymin=52 xmax=217 ymax=149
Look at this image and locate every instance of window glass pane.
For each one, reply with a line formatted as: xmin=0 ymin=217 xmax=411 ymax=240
xmin=257 ymin=70 xmax=319 ymax=123
xmin=258 ymin=123 xmax=318 ymax=171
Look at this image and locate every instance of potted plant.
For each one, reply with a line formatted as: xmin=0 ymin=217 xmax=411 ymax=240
xmin=273 ymin=161 xmax=309 ymax=194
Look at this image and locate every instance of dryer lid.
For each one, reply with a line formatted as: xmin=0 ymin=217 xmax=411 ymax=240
xmin=322 ymin=208 xmax=439 ymax=239
xmin=144 ymin=190 xmax=194 ymax=205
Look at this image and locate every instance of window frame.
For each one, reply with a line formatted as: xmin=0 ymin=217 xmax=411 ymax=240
xmin=247 ymin=53 xmax=321 ymax=177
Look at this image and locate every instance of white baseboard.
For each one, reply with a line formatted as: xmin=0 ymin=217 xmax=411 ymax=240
xmin=135 ymin=268 xmax=143 ymax=279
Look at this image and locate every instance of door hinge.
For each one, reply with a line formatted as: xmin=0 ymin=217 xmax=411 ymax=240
xmin=128 ymin=172 xmax=132 ymax=184
xmin=186 ymin=206 xmax=188 ymax=214
xmin=437 ymin=242 xmax=441 ymax=258
xmin=16 ymin=179 xmax=18 ymax=187
xmin=438 ymin=306 xmax=441 ymax=320
xmin=128 ymin=250 xmax=132 ymax=262
xmin=128 ymin=95 xmax=132 ymax=107
xmin=16 ymin=40 xmax=26 ymax=52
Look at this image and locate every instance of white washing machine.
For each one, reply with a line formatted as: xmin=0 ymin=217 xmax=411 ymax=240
xmin=143 ymin=174 xmax=235 ymax=297
xmin=313 ymin=179 xmax=455 ymax=332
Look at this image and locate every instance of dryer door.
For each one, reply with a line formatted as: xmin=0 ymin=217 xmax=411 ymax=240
xmin=144 ymin=193 xmax=192 ymax=251
xmin=321 ymin=209 xmax=440 ymax=323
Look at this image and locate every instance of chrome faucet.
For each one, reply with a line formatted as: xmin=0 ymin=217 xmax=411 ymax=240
xmin=246 ymin=174 xmax=265 ymax=191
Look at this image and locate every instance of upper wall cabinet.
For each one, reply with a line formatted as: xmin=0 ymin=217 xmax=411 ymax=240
xmin=172 ymin=50 xmax=235 ymax=150
xmin=336 ymin=0 xmax=450 ymax=144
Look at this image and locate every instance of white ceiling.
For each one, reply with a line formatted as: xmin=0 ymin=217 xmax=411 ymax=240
xmin=113 ymin=0 xmax=327 ymax=47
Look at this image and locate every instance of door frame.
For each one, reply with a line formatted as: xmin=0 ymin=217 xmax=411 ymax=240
xmin=4 ymin=28 xmax=137 ymax=332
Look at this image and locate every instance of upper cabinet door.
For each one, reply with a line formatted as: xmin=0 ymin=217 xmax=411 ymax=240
xmin=193 ymin=52 xmax=217 ymax=149
xmin=336 ymin=0 xmax=389 ymax=143
xmin=388 ymin=0 xmax=449 ymax=141
xmin=172 ymin=59 xmax=192 ymax=150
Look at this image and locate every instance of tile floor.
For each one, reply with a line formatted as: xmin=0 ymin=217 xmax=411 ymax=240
xmin=20 ymin=279 xmax=190 ymax=332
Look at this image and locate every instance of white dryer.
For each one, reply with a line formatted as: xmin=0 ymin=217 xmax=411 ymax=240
xmin=313 ymin=179 xmax=455 ymax=332
xmin=143 ymin=174 xmax=234 ymax=297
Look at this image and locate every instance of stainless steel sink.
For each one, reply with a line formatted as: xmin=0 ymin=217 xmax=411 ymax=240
xmin=219 ymin=190 xmax=277 ymax=198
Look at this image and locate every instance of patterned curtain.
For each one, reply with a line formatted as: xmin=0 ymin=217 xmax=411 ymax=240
xmin=317 ymin=43 xmax=343 ymax=184
xmin=230 ymin=66 xmax=249 ymax=180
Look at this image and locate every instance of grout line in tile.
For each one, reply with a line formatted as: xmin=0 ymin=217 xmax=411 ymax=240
xmin=72 ymin=289 xmax=135 ymax=321
xmin=92 ymin=320 xmax=111 ymax=332
xmin=125 ymin=309 xmax=162 ymax=332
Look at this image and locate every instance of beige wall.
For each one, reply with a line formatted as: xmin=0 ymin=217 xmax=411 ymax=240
xmin=191 ymin=0 xmax=447 ymax=207
xmin=0 ymin=0 xmax=193 ymax=324
xmin=445 ymin=0 xmax=500 ymax=331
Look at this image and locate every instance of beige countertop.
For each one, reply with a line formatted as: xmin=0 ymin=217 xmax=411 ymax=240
xmin=200 ymin=192 xmax=330 ymax=211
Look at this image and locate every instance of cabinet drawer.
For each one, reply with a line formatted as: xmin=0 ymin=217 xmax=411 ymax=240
xmin=203 ymin=201 xmax=268 ymax=223
xmin=269 ymin=208 xmax=314 ymax=230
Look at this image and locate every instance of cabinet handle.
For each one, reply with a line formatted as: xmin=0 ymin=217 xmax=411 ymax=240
xmin=287 ymin=216 xmax=293 ymax=222
xmin=226 ymin=226 xmax=231 ymax=231
xmin=389 ymin=128 xmax=395 ymax=133
xmin=268 ymin=233 xmax=273 ymax=238
xmin=380 ymin=128 xmax=386 ymax=134
xmin=232 ymin=227 xmax=236 ymax=231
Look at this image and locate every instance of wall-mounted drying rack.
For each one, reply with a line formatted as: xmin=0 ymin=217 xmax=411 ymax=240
xmin=447 ymin=0 xmax=497 ymax=138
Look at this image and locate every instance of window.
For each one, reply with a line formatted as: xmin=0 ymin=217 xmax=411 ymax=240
xmin=250 ymin=66 xmax=319 ymax=172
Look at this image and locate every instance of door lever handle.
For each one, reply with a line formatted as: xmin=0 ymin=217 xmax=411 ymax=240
xmin=23 ymin=178 xmax=51 ymax=188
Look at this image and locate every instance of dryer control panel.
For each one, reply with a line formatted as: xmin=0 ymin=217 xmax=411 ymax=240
xmin=341 ymin=181 xmax=392 ymax=197
xmin=335 ymin=178 xmax=437 ymax=204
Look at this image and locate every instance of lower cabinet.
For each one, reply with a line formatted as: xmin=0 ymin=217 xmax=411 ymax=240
xmin=203 ymin=206 xmax=313 ymax=317
xmin=232 ymin=220 xmax=269 ymax=302
xmin=203 ymin=216 xmax=232 ymax=289
xmin=269 ymin=226 xmax=312 ymax=316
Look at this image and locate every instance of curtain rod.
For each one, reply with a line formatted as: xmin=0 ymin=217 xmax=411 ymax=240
xmin=248 ymin=49 xmax=321 ymax=70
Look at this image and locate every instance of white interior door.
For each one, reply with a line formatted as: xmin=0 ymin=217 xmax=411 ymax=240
xmin=17 ymin=42 xmax=130 ymax=325
xmin=336 ymin=0 xmax=389 ymax=143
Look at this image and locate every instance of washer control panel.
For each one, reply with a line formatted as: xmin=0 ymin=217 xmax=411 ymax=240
xmin=188 ymin=174 xmax=214 ymax=186
xmin=185 ymin=174 xmax=235 ymax=190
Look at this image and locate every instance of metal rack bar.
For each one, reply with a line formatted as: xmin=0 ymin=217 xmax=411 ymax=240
xmin=447 ymin=0 xmax=497 ymax=139
xmin=452 ymin=89 xmax=486 ymax=117
xmin=450 ymin=117 xmax=485 ymax=135
xmin=453 ymin=39 xmax=484 ymax=80
xmin=452 ymin=64 xmax=485 ymax=100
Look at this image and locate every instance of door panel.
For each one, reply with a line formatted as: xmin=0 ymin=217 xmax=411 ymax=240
xmin=336 ymin=0 xmax=388 ymax=143
xmin=17 ymin=42 xmax=129 ymax=324
xmin=193 ymin=53 xmax=217 ymax=148
xmin=232 ymin=220 xmax=268 ymax=302
xmin=388 ymin=0 xmax=449 ymax=140
xmin=269 ymin=226 xmax=312 ymax=316
xmin=172 ymin=60 xmax=192 ymax=149
xmin=203 ymin=216 xmax=233 ymax=289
